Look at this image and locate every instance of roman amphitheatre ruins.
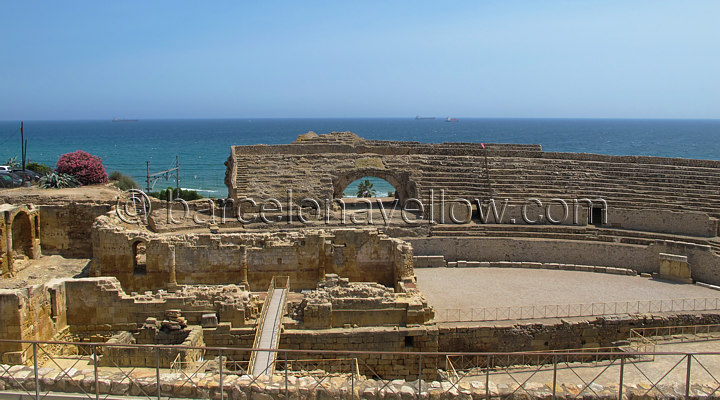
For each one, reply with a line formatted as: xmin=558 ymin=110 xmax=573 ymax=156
xmin=4 ymin=131 xmax=720 ymax=398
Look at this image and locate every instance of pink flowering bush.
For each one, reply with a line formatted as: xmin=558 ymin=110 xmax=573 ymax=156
xmin=56 ymin=150 xmax=109 ymax=185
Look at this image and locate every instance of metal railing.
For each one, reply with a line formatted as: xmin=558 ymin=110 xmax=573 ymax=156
xmin=436 ymin=297 xmax=720 ymax=322
xmin=2 ymin=338 xmax=720 ymax=399
xmin=630 ymin=324 xmax=720 ymax=344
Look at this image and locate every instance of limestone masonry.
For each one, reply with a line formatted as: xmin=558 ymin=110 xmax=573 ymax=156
xmin=2 ymin=131 xmax=720 ymax=398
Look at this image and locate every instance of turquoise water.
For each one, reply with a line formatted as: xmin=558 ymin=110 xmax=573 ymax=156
xmin=0 ymin=118 xmax=718 ymax=198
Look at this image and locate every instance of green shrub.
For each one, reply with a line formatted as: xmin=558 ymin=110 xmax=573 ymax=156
xmin=149 ymin=187 xmax=203 ymax=201
xmin=109 ymin=171 xmax=139 ymax=190
xmin=39 ymin=172 xmax=80 ymax=189
xmin=26 ymin=162 xmax=53 ymax=176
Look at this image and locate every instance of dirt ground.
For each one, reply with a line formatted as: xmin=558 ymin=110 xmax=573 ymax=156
xmin=0 ymin=255 xmax=90 ymax=289
xmin=0 ymin=184 xmax=122 ymax=204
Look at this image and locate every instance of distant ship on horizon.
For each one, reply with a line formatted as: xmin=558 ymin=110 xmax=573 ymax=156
xmin=446 ymin=117 xmax=459 ymax=122
xmin=415 ymin=116 xmax=435 ymax=120
xmin=112 ymin=117 xmax=138 ymax=122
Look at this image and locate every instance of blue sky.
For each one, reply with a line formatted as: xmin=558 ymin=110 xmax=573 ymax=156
xmin=1 ymin=1 xmax=718 ymax=120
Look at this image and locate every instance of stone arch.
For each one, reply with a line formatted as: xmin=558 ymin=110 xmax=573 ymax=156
xmin=11 ymin=211 xmax=33 ymax=258
xmin=131 ymin=240 xmax=147 ymax=276
xmin=332 ymin=169 xmax=417 ymax=204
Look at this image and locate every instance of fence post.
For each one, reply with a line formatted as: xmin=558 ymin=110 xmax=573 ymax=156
xmin=685 ymin=354 xmax=692 ymax=400
xmin=33 ymin=342 xmax=40 ymax=400
xmin=417 ymin=353 xmax=422 ymax=400
xmin=619 ymin=355 xmax=624 ymax=400
xmin=93 ymin=345 xmax=99 ymax=400
xmin=156 ymin=347 xmax=161 ymax=400
xmin=552 ymin=355 xmax=557 ymax=400
xmin=285 ymin=351 xmax=289 ymax=399
xmin=351 ymin=357 xmax=354 ymax=400
xmin=485 ymin=355 xmax=491 ymax=400
xmin=219 ymin=349 xmax=224 ymax=400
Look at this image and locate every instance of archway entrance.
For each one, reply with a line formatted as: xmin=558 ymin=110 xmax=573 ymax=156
xmin=343 ymin=177 xmax=397 ymax=199
xmin=11 ymin=212 xmax=33 ymax=258
xmin=332 ymin=169 xmax=415 ymax=204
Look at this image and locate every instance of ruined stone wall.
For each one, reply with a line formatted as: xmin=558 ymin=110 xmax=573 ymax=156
xmin=1 ymin=204 xmax=41 ymax=277
xmin=280 ymin=326 xmax=440 ymax=380
xmin=295 ymin=275 xmax=433 ymax=329
xmin=0 ymin=281 xmax=65 ymax=363
xmin=605 ymin=208 xmax=719 ymax=237
xmin=437 ymin=313 xmax=720 ymax=353
xmin=40 ymin=204 xmax=111 ymax=257
xmin=64 ymin=278 xmax=253 ymax=330
xmin=409 ymin=236 xmax=720 ymax=285
xmin=91 ymin=214 xmax=414 ymax=292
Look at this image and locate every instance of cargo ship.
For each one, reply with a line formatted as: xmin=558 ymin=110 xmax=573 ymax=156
xmin=112 ymin=117 xmax=138 ymax=122
xmin=445 ymin=117 xmax=459 ymax=122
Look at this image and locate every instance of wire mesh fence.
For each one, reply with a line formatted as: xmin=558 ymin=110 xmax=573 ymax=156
xmin=2 ymin=339 xmax=720 ymax=399
xmin=436 ymin=297 xmax=720 ymax=322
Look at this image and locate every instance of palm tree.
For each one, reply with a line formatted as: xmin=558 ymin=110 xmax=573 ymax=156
xmin=356 ymin=179 xmax=376 ymax=198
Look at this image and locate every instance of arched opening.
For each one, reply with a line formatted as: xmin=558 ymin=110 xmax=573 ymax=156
xmin=132 ymin=240 xmax=147 ymax=276
xmin=342 ymin=177 xmax=397 ymax=199
xmin=332 ymin=169 xmax=415 ymax=204
xmin=11 ymin=212 xmax=33 ymax=258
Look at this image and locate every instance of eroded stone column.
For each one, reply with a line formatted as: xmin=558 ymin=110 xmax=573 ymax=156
xmin=167 ymin=244 xmax=179 ymax=292
xmin=240 ymin=246 xmax=249 ymax=289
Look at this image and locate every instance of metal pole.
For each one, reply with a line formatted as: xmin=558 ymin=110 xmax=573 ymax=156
xmin=146 ymin=161 xmax=151 ymax=193
xmin=33 ymin=342 xmax=40 ymax=400
xmin=685 ymin=354 xmax=692 ymax=400
xmin=156 ymin=347 xmax=161 ymax=400
xmin=219 ymin=349 xmax=224 ymax=400
xmin=619 ymin=355 xmax=624 ymax=400
xmin=351 ymin=357 xmax=354 ymax=400
xmin=93 ymin=345 xmax=99 ymax=400
xmin=20 ymin=122 xmax=25 ymax=171
xmin=176 ymin=155 xmax=180 ymax=195
xmin=552 ymin=355 xmax=557 ymax=400
xmin=485 ymin=355 xmax=491 ymax=400
xmin=417 ymin=353 xmax=422 ymax=400
xmin=284 ymin=351 xmax=289 ymax=399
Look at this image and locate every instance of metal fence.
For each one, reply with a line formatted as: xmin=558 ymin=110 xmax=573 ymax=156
xmin=436 ymin=297 xmax=720 ymax=322
xmin=2 ymin=338 xmax=720 ymax=399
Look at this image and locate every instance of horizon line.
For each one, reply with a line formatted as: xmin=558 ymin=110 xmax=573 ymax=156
xmin=2 ymin=116 xmax=720 ymax=123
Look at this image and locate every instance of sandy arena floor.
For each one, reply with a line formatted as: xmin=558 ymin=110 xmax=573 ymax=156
xmin=415 ymin=267 xmax=720 ymax=314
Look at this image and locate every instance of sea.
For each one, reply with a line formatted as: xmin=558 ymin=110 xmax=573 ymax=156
xmin=0 ymin=118 xmax=719 ymax=198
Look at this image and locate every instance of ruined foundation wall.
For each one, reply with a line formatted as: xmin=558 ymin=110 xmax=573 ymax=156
xmin=0 ymin=281 xmax=66 ymax=363
xmin=63 ymin=278 xmax=251 ymax=330
xmin=92 ymin=215 xmax=414 ymax=292
xmin=40 ymin=204 xmax=111 ymax=257
xmin=280 ymin=326 xmax=440 ymax=380
xmin=438 ymin=313 xmax=720 ymax=353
